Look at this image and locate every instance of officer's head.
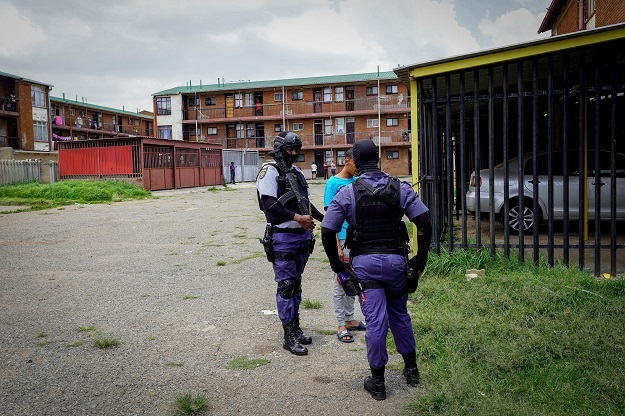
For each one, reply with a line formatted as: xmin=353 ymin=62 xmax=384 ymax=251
xmin=270 ymin=131 xmax=302 ymax=166
xmin=352 ymin=139 xmax=379 ymax=174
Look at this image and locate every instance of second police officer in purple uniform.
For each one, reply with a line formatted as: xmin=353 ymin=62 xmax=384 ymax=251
xmin=256 ymin=132 xmax=325 ymax=356
xmin=321 ymin=139 xmax=432 ymax=400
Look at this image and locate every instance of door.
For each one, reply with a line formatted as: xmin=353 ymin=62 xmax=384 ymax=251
xmin=254 ymin=92 xmax=263 ymax=116
xmin=345 ymin=86 xmax=355 ymax=111
xmin=226 ymin=94 xmax=234 ymax=118
xmin=117 ymin=116 xmax=123 ymax=132
xmin=255 ymin=122 xmax=265 ymax=148
xmin=346 ymin=117 xmax=355 ymax=144
xmin=226 ymin=124 xmax=236 ymax=148
xmin=313 ymin=89 xmax=322 ymax=113
xmin=313 ymin=119 xmax=323 ymax=146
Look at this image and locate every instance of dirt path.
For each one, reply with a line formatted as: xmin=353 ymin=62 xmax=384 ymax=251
xmin=0 ymin=183 xmax=419 ymax=415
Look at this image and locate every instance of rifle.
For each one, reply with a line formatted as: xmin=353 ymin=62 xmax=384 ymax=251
xmin=274 ymin=156 xmax=311 ymax=216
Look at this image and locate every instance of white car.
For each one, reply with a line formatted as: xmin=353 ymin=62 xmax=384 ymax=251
xmin=466 ymin=150 xmax=625 ymax=234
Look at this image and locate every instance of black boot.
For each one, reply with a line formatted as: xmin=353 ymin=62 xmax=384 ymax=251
xmin=364 ymin=366 xmax=386 ymax=401
xmin=402 ymin=351 xmax=420 ymax=386
xmin=282 ymin=321 xmax=308 ymax=356
xmin=294 ymin=313 xmax=312 ymax=345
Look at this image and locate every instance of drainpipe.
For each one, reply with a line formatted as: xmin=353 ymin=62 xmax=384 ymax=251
xmin=377 ymin=66 xmax=381 ymax=169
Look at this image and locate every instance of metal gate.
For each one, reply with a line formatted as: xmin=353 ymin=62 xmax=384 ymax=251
xmin=223 ymin=149 xmax=259 ymax=183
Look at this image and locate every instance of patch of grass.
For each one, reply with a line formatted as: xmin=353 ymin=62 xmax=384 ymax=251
xmin=66 ymin=340 xmax=85 ymax=348
xmin=147 ymin=336 xmax=157 ymax=341
xmin=92 ymin=336 xmax=119 ymax=349
xmin=75 ymin=325 xmax=97 ymax=333
xmin=0 ymin=180 xmax=152 ymax=211
xmin=171 ymin=391 xmax=210 ymax=415
xmin=405 ymin=248 xmax=625 ymax=415
xmin=202 ymin=242 xmax=224 ymax=247
xmin=226 ymin=357 xmax=271 ymax=370
xmin=141 ymin=294 xmax=151 ymax=298
xmin=165 ymin=361 xmax=184 ymax=367
xmin=36 ymin=333 xmax=48 ymax=338
xmin=182 ymin=295 xmax=200 ymax=300
xmin=301 ymin=298 xmax=322 ymax=309
xmin=315 ymin=329 xmax=336 ymax=335
xmin=35 ymin=340 xmax=53 ymax=347
xmin=229 ymin=251 xmax=265 ymax=264
xmin=216 ymin=261 xmax=227 ymax=266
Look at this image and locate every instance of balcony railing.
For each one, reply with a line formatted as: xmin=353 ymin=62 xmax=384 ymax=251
xmin=51 ymin=115 xmax=151 ymax=136
xmin=0 ymin=135 xmax=18 ymax=148
xmin=184 ymin=95 xmax=409 ymax=121
xmin=186 ymin=129 xmax=410 ymax=149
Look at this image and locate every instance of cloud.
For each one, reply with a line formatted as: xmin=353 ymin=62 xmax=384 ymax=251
xmin=0 ymin=2 xmax=46 ymax=58
xmin=478 ymin=8 xmax=550 ymax=47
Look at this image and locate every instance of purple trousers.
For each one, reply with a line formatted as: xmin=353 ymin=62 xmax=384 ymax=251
xmin=271 ymin=230 xmax=312 ymax=324
xmin=352 ymin=253 xmax=416 ymax=369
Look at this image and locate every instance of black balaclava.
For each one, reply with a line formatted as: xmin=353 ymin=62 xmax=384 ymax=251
xmin=353 ymin=139 xmax=380 ymax=174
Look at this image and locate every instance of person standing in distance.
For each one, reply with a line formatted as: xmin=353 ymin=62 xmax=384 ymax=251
xmin=320 ymin=139 xmax=432 ymax=400
xmin=311 ymin=161 xmax=317 ymax=179
xmin=256 ymin=132 xmax=325 ymax=356
xmin=229 ymin=161 xmax=236 ymax=184
xmin=323 ymin=148 xmax=365 ymax=343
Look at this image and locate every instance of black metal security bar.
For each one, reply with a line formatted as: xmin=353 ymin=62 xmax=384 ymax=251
xmin=416 ymin=38 xmax=625 ymax=275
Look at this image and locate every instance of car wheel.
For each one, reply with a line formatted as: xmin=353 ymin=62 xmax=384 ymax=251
xmin=504 ymin=198 xmax=538 ymax=235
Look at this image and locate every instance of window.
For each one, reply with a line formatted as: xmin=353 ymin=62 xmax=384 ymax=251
xmin=274 ymin=92 xmax=283 ymax=101
xmin=335 ymin=118 xmax=345 ymax=134
xmin=335 ymin=87 xmax=344 ymax=102
xmin=157 ymin=97 xmax=171 ymax=115
xmin=189 ymin=127 xmax=199 ymax=136
xmin=274 ymin=124 xmax=283 ymax=132
xmin=367 ymin=119 xmax=379 ymax=128
xmin=158 ymin=125 xmax=172 ymax=139
xmin=366 ymin=86 xmax=378 ymax=95
xmin=337 ymin=150 xmax=346 ymax=165
xmin=292 ymin=91 xmax=303 ymax=100
xmin=324 ymin=119 xmax=332 ymax=135
xmin=296 ymin=154 xmax=305 ymax=162
xmin=188 ymin=97 xmax=199 ymax=106
xmin=323 ymin=87 xmax=332 ymax=102
xmin=70 ymin=109 xmax=75 ymax=116
xmin=207 ymin=127 xmax=217 ymax=135
xmin=234 ymin=93 xmax=243 ymax=108
xmin=33 ymin=121 xmax=47 ymax=142
xmin=246 ymin=122 xmax=255 ymax=138
xmin=386 ymin=85 xmax=398 ymax=94
xmin=31 ymin=86 xmax=46 ymax=107
xmin=293 ymin=123 xmax=304 ymax=131
xmin=205 ymin=97 xmax=216 ymax=106
xmin=386 ymin=118 xmax=398 ymax=126
xmin=236 ymin=123 xmax=245 ymax=138
xmin=245 ymin=93 xmax=254 ymax=107
xmin=387 ymin=150 xmax=399 ymax=159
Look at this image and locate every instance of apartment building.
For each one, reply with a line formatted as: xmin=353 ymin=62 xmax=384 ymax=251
xmin=152 ymin=71 xmax=412 ymax=176
xmin=0 ymin=71 xmax=53 ymax=151
xmin=50 ymin=96 xmax=154 ymax=147
xmin=539 ymin=0 xmax=625 ymax=35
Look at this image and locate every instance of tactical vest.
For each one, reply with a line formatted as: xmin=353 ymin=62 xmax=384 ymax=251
xmin=256 ymin=161 xmax=310 ymax=225
xmin=345 ymin=177 xmax=410 ymax=257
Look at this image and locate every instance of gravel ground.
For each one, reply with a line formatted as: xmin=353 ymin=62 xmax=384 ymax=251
xmin=0 ymin=181 xmax=420 ymax=416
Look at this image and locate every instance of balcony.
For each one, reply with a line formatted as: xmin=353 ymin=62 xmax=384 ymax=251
xmin=183 ymin=95 xmax=409 ymax=122
xmin=0 ymin=95 xmax=18 ymax=114
xmin=188 ymin=129 xmax=411 ymax=150
xmin=52 ymin=115 xmax=152 ymax=137
xmin=0 ymin=135 xmax=18 ymax=148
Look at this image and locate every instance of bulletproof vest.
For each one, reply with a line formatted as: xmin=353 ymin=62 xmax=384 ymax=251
xmin=257 ymin=161 xmax=310 ymax=225
xmin=346 ymin=177 xmax=410 ymax=257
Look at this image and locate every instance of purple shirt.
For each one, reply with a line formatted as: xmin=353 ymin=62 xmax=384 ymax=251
xmin=321 ymin=171 xmax=428 ymax=232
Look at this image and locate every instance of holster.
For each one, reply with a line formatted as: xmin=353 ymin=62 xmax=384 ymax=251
xmin=259 ymin=224 xmax=274 ymax=263
xmin=336 ymin=269 xmax=363 ymax=297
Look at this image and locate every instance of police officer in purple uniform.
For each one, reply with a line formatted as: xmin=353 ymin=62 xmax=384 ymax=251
xmin=321 ymin=139 xmax=432 ymax=400
xmin=256 ymin=132 xmax=325 ymax=356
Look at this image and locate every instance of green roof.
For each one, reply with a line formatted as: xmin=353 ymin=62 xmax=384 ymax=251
xmin=152 ymin=71 xmax=399 ymax=96
xmin=51 ymin=96 xmax=153 ymax=119
xmin=0 ymin=70 xmax=53 ymax=87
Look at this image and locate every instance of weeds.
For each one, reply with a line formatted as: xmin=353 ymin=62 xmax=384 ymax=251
xmin=171 ymin=391 xmax=210 ymax=415
xmin=92 ymin=336 xmax=119 ymax=349
xmin=301 ymin=298 xmax=322 ymax=309
xmin=226 ymin=357 xmax=270 ymax=370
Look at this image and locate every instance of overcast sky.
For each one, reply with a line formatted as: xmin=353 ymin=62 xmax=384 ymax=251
xmin=0 ymin=0 xmax=551 ymax=113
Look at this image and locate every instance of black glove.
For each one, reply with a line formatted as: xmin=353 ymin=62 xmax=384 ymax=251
xmin=408 ymin=255 xmax=427 ymax=274
xmin=331 ymin=261 xmax=350 ymax=274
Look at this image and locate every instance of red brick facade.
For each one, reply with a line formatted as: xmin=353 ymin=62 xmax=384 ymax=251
xmin=547 ymin=0 xmax=625 ymax=35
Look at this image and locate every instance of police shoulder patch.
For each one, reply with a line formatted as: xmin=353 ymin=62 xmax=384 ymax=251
xmin=258 ymin=166 xmax=268 ymax=179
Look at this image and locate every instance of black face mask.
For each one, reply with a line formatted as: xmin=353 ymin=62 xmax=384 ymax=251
xmin=353 ymin=140 xmax=379 ymax=173
xmin=282 ymin=147 xmax=300 ymax=166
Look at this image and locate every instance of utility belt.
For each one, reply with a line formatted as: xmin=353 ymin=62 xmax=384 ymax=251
xmin=360 ymin=268 xmax=419 ymax=299
xmin=259 ymin=224 xmax=315 ymax=264
xmin=350 ymin=246 xmax=408 ymax=258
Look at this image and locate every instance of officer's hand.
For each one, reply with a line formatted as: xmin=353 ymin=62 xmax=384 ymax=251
xmin=408 ymin=255 xmax=427 ymax=274
xmin=331 ymin=261 xmax=350 ymax=274
xmin=295 ymin=214 xmax=315 ymax=231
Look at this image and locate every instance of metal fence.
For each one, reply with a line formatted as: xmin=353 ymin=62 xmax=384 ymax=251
xmin=416 ymin=37 xmax=625 ymax=276
xmin=0 ymin=159 xmax=59 ymax=185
